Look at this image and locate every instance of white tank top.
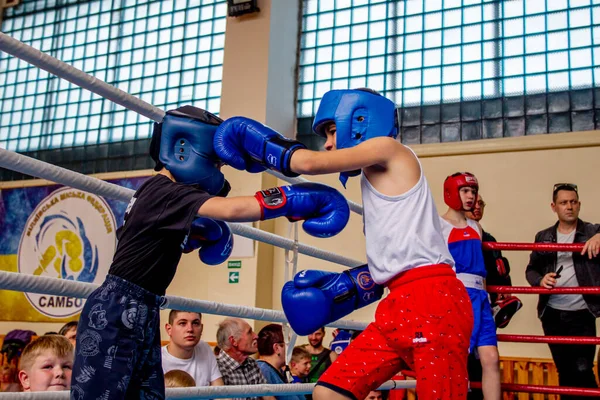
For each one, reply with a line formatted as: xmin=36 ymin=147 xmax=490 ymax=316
xmin=361 ymin=158 xmax=455 ymax=285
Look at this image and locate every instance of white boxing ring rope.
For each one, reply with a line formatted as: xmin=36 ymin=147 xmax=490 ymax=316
xmin=0 ymin=148 xmax=362 ymax=269
xmin=0 ymin=31 xmax=365 ymax=218
xmin=0 ymin=32 xmax=406 ymax=399
xmin=0 ymin=380 xmax=413 ymax=399
xmin=0 ymin=270 xmax=368 ymax=332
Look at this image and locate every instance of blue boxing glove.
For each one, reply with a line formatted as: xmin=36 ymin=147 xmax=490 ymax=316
xmin=214 ymin=116 xmax=306 ymax=177
xmin=330 ymin=329 xmax=354 ymax=355
xmin=183 ymin=218 xmax=233 ymax=266
xmin=281 ymin=264 xmax=384 ymax=336
xmin=255 ymin=183 xmax=349 ymax=238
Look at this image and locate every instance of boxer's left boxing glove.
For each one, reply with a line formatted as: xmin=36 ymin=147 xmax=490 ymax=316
xmin=255 ymin=183 xmax=350 ymax=238
xmin=492 ymin=294 xmax=522 ymax=329
xmin=184 ymin=218 xmax=233 ymax=265
xmin=214 ymin=116 xmax=306 ymax=177
xmin=282 ymin=264 xmax=383 ymax=336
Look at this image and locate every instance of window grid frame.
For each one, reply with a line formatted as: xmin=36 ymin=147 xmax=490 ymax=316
xmin=297 ymin=0 xmax=600 ymax=145
xmin=298 ymin=0 xmax=600 ymax=113
xmin=0 ymin=0 xmax=226 ymax=153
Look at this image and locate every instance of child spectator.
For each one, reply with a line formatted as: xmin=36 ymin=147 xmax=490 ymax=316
xmin=289 ymin=347 xmax=311 ymax=384
xmin=164 ymin=369 xmax=196 ymax=388
xmin=58 ymin=321 xmax=78 ymax=347
xmin=18 ymin=335 xmax=73 ymax=392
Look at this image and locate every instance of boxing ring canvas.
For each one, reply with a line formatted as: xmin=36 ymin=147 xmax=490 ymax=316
xmin=0 ymin=176 xmax=148 ymax=322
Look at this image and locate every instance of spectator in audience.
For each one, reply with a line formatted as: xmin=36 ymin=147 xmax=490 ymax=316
xmin=162 ymin=310 xmax=223 ymax=387
xmin=364 ymin=390 xmax=387 ymax=400
xmin=302 ymin=328 xmax=337 ymax=383
xmin=289 ymin=347 xmax=312 ymax=384
xmin=18 ymin=335 xmax=73 ymax=392
xmin=526 ymin=183 xmax=600 ymax=399
xmin=216 ymin=317 xmax=274 ymax=400
xmin=1 ymin=363 xmax=21 ymax=392
xmin=58 ymin=321 xmax=78 ymax=348
xmin=257 ymin=324 xmax=305 ymax=400
xmin=1 ymin=330 xmax=36 ymax=365
xmin=164 ymin=370 xmax=196 ymax=388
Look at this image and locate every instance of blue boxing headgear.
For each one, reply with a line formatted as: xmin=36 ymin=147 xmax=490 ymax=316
xmin=312 ymin=88 xmax=399 ymax=149
xmin=312 ymin=89 xmax=399 ymax=186
xmin=150 ymin=106 xmax=227 ymax=196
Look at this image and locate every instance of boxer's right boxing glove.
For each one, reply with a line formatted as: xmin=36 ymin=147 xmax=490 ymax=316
xmin=184 ymin=218 xmax=233 ymax=265
xmin=214 ymin=116 xmax=306 ymax=176
xmin=255 ymin=183 xmax=350 ymax=238
xmin=282 ymin=264 xmax=384 ymax=335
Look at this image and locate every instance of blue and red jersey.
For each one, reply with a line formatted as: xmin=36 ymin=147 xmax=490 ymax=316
xmin=440 ymin=218 xmax=487 ymax=278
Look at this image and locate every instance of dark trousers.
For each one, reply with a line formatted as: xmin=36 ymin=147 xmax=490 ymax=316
xmin=541 ymin=306 xmax=598 ymax=400
xmin=71 ymin=275 xmax=165 ymax=400
xmin=467 ymin=352 xmax=483 ymax=400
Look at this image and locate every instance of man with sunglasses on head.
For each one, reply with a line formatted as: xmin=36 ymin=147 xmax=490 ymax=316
xmin=526 ymin=183 xmax=600 ymax=399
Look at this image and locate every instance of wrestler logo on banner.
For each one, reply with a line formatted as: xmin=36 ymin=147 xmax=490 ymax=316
xmin=17 ymin=187 xmax=117 ymax=318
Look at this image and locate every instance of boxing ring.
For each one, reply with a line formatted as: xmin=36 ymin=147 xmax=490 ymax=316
xmin=1 ymin=31 xmax=600 ymax=399
xmin=0 ymin=31 xmax=408 ymax=399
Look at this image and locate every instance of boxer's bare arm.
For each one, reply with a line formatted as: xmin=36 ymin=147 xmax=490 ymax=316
xmin=291 ymin=137 xmax=415 ymax=175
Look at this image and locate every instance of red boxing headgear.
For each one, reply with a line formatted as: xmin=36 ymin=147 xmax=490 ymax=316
xmin=444 ymin=172 xmax=479 ymax=211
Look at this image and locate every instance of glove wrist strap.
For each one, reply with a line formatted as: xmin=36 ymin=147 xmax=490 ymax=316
xmin=255 ymin=187 xmax=287 ymax=221
xmin=344 ymin=264 xmax=384 ymax=309
xmin=262 ymin=138 xmax=306 ymax=177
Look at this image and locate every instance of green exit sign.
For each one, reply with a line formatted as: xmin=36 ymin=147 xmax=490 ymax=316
xmin=229 ymin=271 xmax=240 ymax=284
xmin=228 ymin=260 xmax=242 ymax=269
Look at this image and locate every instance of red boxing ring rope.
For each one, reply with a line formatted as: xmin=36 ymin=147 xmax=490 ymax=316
xmin=470 ymin=382 xmax=600 ymax=397
xmin=487 ymin=285 xmax=600 ymax=294
xmin=497 ymin=334 xmax=600 ymax=345
xmin=401 ymin=371 xmax=600 ymax=396
xmin=482 ymin=242 xmax=584 ymax=252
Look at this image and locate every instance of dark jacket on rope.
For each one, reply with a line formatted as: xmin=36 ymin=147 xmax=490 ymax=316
xmin=526 ymin=219 xmax=600 ymax=318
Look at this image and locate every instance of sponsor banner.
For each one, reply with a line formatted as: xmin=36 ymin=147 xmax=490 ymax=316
xmin=0 ymin=177 xmax=149 ymax=322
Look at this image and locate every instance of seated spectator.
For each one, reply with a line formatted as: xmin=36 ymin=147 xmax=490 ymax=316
xmin=257 ymin=324 xmax=305 ymax=400
xmin=165 ymin=369 xmax=196 ymax=388
xmin=302 ymin=327 xmax=337 ymax=383
xmin=18 ymin=335 xmax=73 ymax=392
xmin=215 ymin=317 xmax=274 ymax=400
xmin=365 ymin=390 xmax=387 ymax=400
xmin=289 ymin=347 xmax=311 ymax=383
xmin=162 ymin=310 xmax=223 ymax=386
xmin=1 ymin=330 xmax=36 ymax=365
xmin=58 ymin=321 xmax=78 ymax=348
xmin=1 ymin=363 xmax=21 ymax=392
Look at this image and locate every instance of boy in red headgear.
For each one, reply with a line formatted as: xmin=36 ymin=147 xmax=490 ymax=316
xmin=440 ymin=172 xmax=501 ymax=400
